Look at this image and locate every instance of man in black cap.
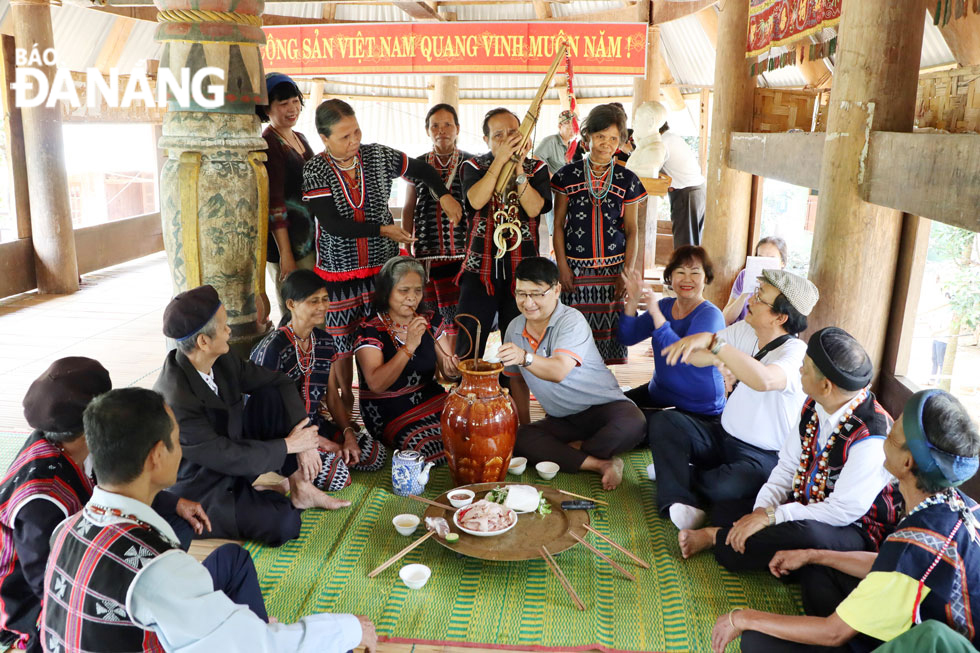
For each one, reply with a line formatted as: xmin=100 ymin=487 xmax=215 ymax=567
xmin=676 ymin=327 xmax=901 ymax=571
xmin=154 ymin=284 xmax=347 ymax=547
xmin=0 ymin=357 xmax=211 ymax=652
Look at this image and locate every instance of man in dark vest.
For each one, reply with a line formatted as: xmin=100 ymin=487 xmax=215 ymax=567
xmin=42 ymin=387 xmax=376 ymax=652
xmin=0 ymin=357 xmax=226 ymax=652
xmin=153 ymin=284 xmax=349 ymax=547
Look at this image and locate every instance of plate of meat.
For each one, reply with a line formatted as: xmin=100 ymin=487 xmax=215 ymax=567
xmin=452 ymin=500 xmax=518 ymax=537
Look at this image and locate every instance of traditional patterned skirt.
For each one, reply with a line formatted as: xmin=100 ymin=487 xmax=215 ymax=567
xmin=312 ymin=425 xmax=387 ymax=492
xmin=561 ymin=262 xmax=628 ymax=365
xmin=324 ymin=276 xmax=376 ymax=355
xmin=359 ymin=383 xmax=448 ymax=465
xmin=420 ymin=259 xmax=462 ymax=331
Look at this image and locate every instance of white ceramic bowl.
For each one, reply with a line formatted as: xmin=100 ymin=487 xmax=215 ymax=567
xmin=392 ymin=514 xmax=420 ymax=536
xmin=535 ymin=461 xmax=559 ymax=480
xmin=508 ymin=456 xmax=528 ymax=475
xmin=399 ymin=563 xmax=431 ymax=589
xmin=447 ymin=488 xmax=475 ymax=508
xmin=452 ymin=504 xmax=518 ymax=537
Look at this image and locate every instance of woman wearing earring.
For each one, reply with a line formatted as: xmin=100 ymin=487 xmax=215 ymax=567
xmin=302 ymin=99 xmax=463 ymax=412
xmin=354 ymin=257 xmax=459 ymax=465
xmin=401 ymin=103 xmax=474 ymax=336
xmin=258 ymin=73 xmax=316 ymax=315
xmin=552 ymin=104 xmax=646 ymax=365
xmin=250 ymin=270 xmax=386 ymax=491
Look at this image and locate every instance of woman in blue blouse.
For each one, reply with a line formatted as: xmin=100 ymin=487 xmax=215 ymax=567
xmin=618 ymin=246 xmax=726 ymax=418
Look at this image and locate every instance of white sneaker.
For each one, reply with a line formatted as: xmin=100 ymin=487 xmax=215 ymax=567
xmin=646 ymin=463 xmax=657 ymax=481
xmin=669 ymin=503 xmax=707 ymax=531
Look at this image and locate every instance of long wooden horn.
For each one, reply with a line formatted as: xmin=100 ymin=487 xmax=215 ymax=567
xmin=493 ymin=42 xmax=569 ymax=195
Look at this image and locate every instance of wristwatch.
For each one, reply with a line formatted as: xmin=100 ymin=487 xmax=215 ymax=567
xmin=765 ymin=506 xmax=776 ymax=526
xmin=709 ymin=333 xmax=727 ymax=355
xmin=522 ymin=351 xmax=534 ymax=367
xmin=515 ymin=173 xmax=528 ymax=186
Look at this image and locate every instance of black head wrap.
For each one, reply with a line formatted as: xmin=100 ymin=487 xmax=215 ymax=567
xmin=806 ymin=327 xmax=873 ymax=391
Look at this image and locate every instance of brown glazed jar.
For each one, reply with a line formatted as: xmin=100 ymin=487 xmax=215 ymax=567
xmin=441 ymin=359 xmax=518 ymax=486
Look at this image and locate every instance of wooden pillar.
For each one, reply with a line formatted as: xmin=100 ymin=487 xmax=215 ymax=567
xmin=698 ymin=88 xmax=710 ymax=176
xmin=632 ymin=25 xmax=662 ymax=121
xmin=937 ymin=9 xmax=980 ymax=66
xmin=1 ymin=34 xmax=31 ymax=240
xmin=702 ymin=0 xmax=754 ymax=307
xmin=428 ymin=75 xmax=459 ymax=109
xmin=10 ymin=0 xmax=79 ymax=294
xmin=808 ymin=0 xmax=929 ymax=374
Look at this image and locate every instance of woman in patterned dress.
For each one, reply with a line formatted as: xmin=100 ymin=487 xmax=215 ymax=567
xmin=553 ymin=103 xmax=646 ymax=365
xmin=302 ymin=99 xmax=463 ymax=413
xmin=250 ymin=270 xmax=386 ymax=491
xmin=401 ymin=103 xmax=475 ymax=342
xmin=354 ymin=257 xmax=459 ymax=465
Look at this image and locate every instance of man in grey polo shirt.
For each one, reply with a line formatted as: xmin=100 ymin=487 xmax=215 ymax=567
xmin=498 ymin=257 xmax=645 ymax=490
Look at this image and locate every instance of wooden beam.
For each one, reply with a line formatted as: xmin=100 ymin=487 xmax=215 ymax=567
xmin=728 ymin=132 xmax=824 ymax=189
xmin=652 ymin=0 xmax=719 ymax=25
xmin=695 ymin=4 xmax=717 ymax=45
xmin=322 ymin=2 xmax=338 ymax=20
xmin=935 ymin=8 xmax=980 ymax=66
xmin=532 ymin=0 xmax=552 ymax=19
xmin=881 ymin=214 xmax=932 ymax=380
xmin=1 ymin=35 xmax=31 ymax=240
xmin=864 ymin=132 xmax=980 ymax=233
xmin=94 ymin=17 xmax=135 ymax=74
xmin=392 ymin=1 xmax=444 ymax=20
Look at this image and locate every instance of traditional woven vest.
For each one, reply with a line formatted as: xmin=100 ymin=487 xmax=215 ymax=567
xmin=412 ymin=149 xmax=474 ymax=261
xmin=0 ymin=431 xmax=93 ymax=647
xmin=41 ymin=511 xmax=175 ymax=653
xmin=305 ymin=142 xmax=405 ymax=279
xmin=797 ymin=393 xmax=903 ymax=547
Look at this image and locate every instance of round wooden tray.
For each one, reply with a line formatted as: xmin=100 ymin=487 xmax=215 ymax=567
xmin=422 ymin=482 xmax=589 ymax=561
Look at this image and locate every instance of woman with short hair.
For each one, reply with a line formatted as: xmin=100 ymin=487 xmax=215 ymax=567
xmin=258 ymin=73 xmax=315 ymax=314
xmin=553 ymin=103 xmax=646 ymax=365
xmin=250 ymin=270 xmax=385 ymax=491
xmin=353 ymin=257 xmax=458 ymax=464
xmin=618 ymin=245 xmax=726 ymax=418
xmin=401 ymin=103 xmax=474 ymax=332
xmin=302 ymin=99 xmax=463 ymax=412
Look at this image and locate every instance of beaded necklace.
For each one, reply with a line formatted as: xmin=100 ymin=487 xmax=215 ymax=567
xmin=583 ymin=155 xmax=613 ymax=203
xmin=325 ymin=151 xmax=365 ymax=210
xmin=87 ymin=504 xmax=155 ymax=531
xmin=792 ymin=388 xmax=869 ymax=503
xmin=378 ymin=311 xmax=409 ymax=347
xmin=286 ymin=325 xmax=316 ymax=377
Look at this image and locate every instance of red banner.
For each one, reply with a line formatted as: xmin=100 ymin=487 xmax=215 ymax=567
xmin=746 ymin=0 xmax=842 ymax=57
xmin=261 ymin=22 xmax=648 ymax=76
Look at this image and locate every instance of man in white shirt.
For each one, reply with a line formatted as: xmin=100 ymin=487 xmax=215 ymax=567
xmin=659 ymin=122 xmax=707 ymax=248
xmin=42 ymin=387 xmax=376 ymax=653
xmin=676 ymin=327 xmax=900 ymax=570
xmin=651 ymin=269 xmax=817 ymax=531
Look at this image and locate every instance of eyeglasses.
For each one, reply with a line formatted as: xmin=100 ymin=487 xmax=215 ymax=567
xmin=515 ymin=286 xmax=556 ymax=302
xmin=751 ymin=287 xmax=775 ymax=309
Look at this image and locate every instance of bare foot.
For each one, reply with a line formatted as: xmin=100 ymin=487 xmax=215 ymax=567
xmin=678 ymin=527 xmax=719 ymax=559
xmin=255 ymin=478 xmax=290 ymax=496
xmin=599 ymin=457 xmax=625 ymax=490
xmin=290 ymin=478 xmax=352 ymax=511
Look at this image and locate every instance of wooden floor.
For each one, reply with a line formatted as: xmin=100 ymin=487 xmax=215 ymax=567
xmin=0 ymin=252 xmax=656 ymax=653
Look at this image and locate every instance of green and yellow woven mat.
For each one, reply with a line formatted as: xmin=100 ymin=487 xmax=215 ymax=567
xmin=244 ymin=450 xmax=802 ymax=652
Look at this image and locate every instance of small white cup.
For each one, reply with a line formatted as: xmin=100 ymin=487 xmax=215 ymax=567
xmin=536 ymin=461 xmax=559 ymax=480
xmin=392 ymin=514 xmax=420 ymax=536
xmin=399 ymin=563 xmax=431 ymax=589
xmin=508 ymin=456 xmax=528 ymax=475
xmin=447 ymin=488 xmax=475 ymax=508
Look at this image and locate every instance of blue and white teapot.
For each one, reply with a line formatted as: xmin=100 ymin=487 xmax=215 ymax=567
xmin=391 ymin=450 xmax=435 ymax=496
